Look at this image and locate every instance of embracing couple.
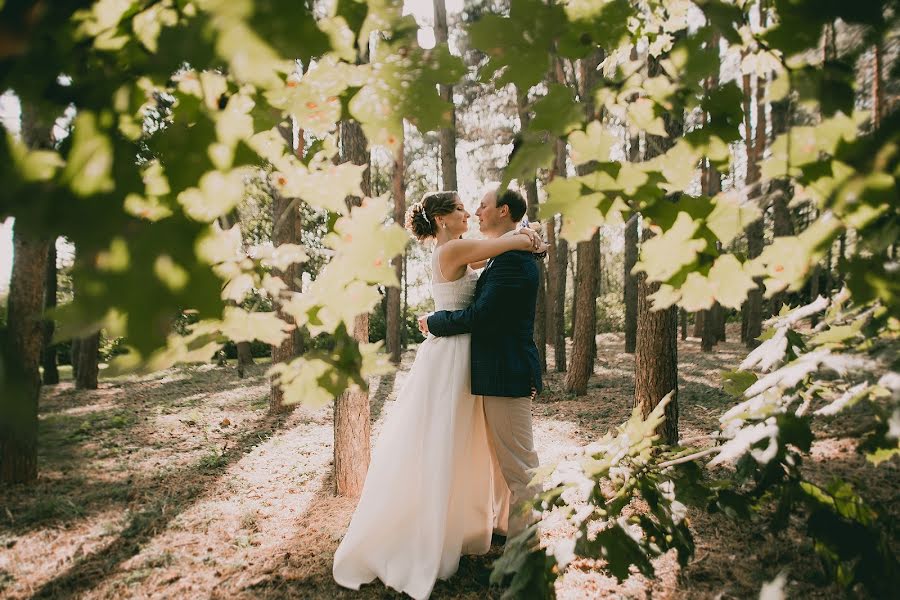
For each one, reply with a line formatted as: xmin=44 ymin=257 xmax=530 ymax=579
xmin=332 ymin=187 xmax=547 ymax=599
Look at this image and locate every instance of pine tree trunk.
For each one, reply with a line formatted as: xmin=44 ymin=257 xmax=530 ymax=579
xmin=1 ymin=222 xmax=50 ymax=483
xmin=386 ymin=138 xmax=405 ymax=364
xmin=70 ymin=337 xmax=81 ymax=380
xmin=769 ymin=96 xmax=795 ymax=315
xmin=334 ymin=119 xmax=371 ymax=498
xmin=545 ymin=216 xmax=558 ymax=350
xmin=41 ymin=241 xmax=59 ymax=385
xmin=218 ymin=211 xmax=255 ymax=377
xmin=872 ymin=44 xmax=883 ymax=130
xmin=402 ymin=252 xmax=409 ymax=349
xmin=515 ymin=87 xmax=545 ymax=371
xmin=591 ymin=230 xmax=601 ymax=362
xmin=555 ymin=235 xmax=568 ymax=370
xmin=433 ymin=0 xmax=457 ymax=191
xmin=624 ymin=213 xmax=639 ymax=353
xmin=270 ymin=190 xmax=298 ymax=412
xmin=634 ymin=264 xmax=679 ymax=444
xmin=680 ymin=308 xmax=687 ymax=341
xmin=75 ymin=332 xmax=100 ymax=390
xmin=634 ymin=55 xmax=681 ymax=442
xmin=743 ymin=25 xmax=767 ymax=347
xmin=525 ymin=176 xmax=546 ymax=372
xmin=566 ymin=237 xmax=597 ymax=395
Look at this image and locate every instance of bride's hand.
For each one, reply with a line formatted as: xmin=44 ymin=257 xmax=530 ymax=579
xmin=516 ymin=226 xmax=543 ymax=250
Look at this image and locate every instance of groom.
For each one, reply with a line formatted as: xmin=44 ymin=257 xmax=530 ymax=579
xmin=419 ymin=187 xmax=542 ymax=538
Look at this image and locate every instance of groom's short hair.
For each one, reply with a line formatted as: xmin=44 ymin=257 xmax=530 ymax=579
xmin=496 ymin=189 xmax=527 ymax=223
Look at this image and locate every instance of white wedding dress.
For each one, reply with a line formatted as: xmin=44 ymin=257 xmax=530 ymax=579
xmin=333 ymin=251 xmax=509 ymax=600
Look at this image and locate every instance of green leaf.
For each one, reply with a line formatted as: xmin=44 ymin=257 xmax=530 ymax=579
xmin=708 ymin=254 xmax=758 ymax=309
xmin=503 ymin=134 xmax=557 ymax=189
xmin=627 ymin=98 xmax=668 ymax=137
xmin=541 ymin=178 xmax=603 ymax=242
xmin=721 ymin=370 xmax=758 ymax=398
xmin=706 ymin=191 xmax=763 ymax=246
xmin=246 ymin=0 xmax=330 ymax=62
xmin=530 ymin=84 xmax=583 ymax=136
xmin=569 ymin=120 xmax=616 ymax=165
xmin=62 ymin=112 xmax=115 ymax=197
xmin=468 ymin=0 xmax=566 ymax=89
xmin=634 ymin=212 xmax=707 ymax=283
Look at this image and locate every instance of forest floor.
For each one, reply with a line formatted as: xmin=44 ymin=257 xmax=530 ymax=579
xmin=1 ymin=327 xmax=896 ymax=599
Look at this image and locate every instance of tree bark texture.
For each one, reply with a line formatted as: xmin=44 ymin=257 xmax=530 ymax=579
xmin=624 ymin=213 xmax=639 ymax=353
xmin=635 ymin=57 xmax=681 ymax=443
xmin=334 ymin=119 xmax=371 ymax=497
xmin=218 ymin=211 xmax=254 ymax=377
xmin=74 ymin=331 xmax=100 ymax=390
xmin=386 ymin=139 xmax=405 ymax=364
xmin=433 ymin=0 xmax=457 ymax=191
xmin=565 ymin=238 xmax=597 ymax=395
xmin=516 ymin=87 xmax=546 ymax=372
xmin=1 ymin=223 xmax=50 ymax=483
xmin=634 ymin=267 xmax=679 ymax=445
xmin=41 ymin=241 xmax=59 ymax=385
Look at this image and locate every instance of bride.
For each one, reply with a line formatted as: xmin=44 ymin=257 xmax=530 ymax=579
xmin=332 ymin=190 xmax=546 ymax=599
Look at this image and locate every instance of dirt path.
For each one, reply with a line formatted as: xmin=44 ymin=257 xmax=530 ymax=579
xmin=1 ymin=330 xmax=891 ymax=598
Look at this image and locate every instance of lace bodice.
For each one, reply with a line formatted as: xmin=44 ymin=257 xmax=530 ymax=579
xmin=432 ymin=268 xmax=478 ymax=311
xmin=431 ymin=248 xmax=478 ymax=311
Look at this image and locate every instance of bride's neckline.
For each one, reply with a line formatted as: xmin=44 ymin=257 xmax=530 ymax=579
xmin=431 ymin=245 xmax=473 ymax=285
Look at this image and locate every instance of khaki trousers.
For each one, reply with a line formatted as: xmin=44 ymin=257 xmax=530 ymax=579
xmin=483 ymin=395 xmax=540 ymax=537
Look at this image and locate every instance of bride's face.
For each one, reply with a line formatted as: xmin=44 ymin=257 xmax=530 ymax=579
xmin=439 ymin=196 xmax=470 ymax=237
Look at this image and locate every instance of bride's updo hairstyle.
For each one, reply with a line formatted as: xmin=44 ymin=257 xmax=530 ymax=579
xmin=405 ymin=191 xmax=458 ymax=241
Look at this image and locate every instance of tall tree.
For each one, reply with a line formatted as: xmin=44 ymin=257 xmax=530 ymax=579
xmin=74 ymin=327 xmax=100 ymax=390
xmin=270 ymin=121 xmax=302 ymax=412
xmin=41 ymin=241 xmax=59 ymax=385
xmin=515 ymin=88 xmax=546 ymax=371
xmin=565 ymin=233 xmax=597 ymax=395
xmin=742 ymin=2 xmax=769 ymax=347
xmin=334 ymin=119 xmax=372 ymax=497
xmin=623 ymin=132 xmax=640 ymax=353
xmin=0 ymin=105 xmax=52 ymax=483
xmin=768 ymin=92 xmax=796 ymax=315
xmin=872 ymin=44 xmax=883 ymax=130
xmin=623 ymin=211 xmax=639 ymax=353
xmin=218 ymin=210 xmax=255 ymax=377
xmin=634 ymin=56 xmax=682 ymax=444
xmin=433 ymin=0 xmax=457 ymax=190
xmin=385 ymin=134 xmax=405 ymax=364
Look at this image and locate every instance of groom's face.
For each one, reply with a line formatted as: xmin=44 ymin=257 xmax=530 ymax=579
xmin=475 ymin=191 xmax=507 ymax=238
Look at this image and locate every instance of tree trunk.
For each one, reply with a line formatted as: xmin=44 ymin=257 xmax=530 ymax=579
xmin=70 ymin=337 xmax=81 ymax=380
xmin=75 ymin=332 xmax=100 ymax=390
xmin=525 ymin=182 xmax=546 ymax=371
xmin=218 ymin=211 xmax=255 ymax=377
xmin=433 ymin=0 xmax=457 ymax=191
xmin=1 ymin=222 xmax=50 ymax=483
xmin=590 ymin=230 xmax=601 ymax=362
xmin=873 ymin=44 xmax=883 ymax=130
xmin=634 ymin=55 xmax=681 ymax=442
xmin=566 ymin=236 xmax=597 ymax=395
xmin=634 ymin=261 xmax=679 ymax=444
xmin=545 ymin=216 xmax=558 ymax=350
xmin=41 ymin=241 xmax=59 ymax=385
xmin=679 ymin=308 xmax=687 ymax=341
xmin=270 ymin=192 xmax=298 ymax=412
xmin=402 ymin=251 xmax=409 ymax=349
xmin=386 ymin=138 xmax=405 ymax=364
xmin=334 ymin=119 xmax=371 ymax=497
xmin=623 ymin=212 xmax=639 ymax=353
xmin=555 ymin=235 xmax=568 ymax=370
xmin=742 ymin=20 xmax=767 ymax=347
xmin=516 ymin=88 xmax=546 ymax=372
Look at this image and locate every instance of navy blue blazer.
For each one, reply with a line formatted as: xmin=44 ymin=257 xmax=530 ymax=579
xmin=427 ymin=250 xmax=542 ymax=398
